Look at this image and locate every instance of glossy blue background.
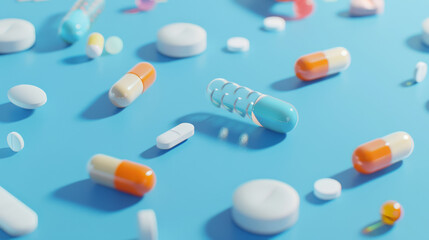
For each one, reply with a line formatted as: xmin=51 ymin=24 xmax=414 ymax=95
xmin=1 ymin=0 xmax=428 ymax=239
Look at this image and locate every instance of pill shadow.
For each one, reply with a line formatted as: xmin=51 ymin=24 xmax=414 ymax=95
xmin=62 ymin=55 xmax=91 ymax=65
xmin=81 ymin=91 xmax=123 ymax=120
xmin=234 ymin=0 xmax=305 ymax=20
xmin=33 ymin=13 xmax=71 ymax=53
xmin=176 ymin=113 xmax=285 ymax=149
xmin=205 ymin=208 xmax=277 ymax=240
xmin=0 ymin=148 xmax=16 ymax=159
xmin=400 ymin=79 xmax=416 ymax=87
xmin=406 ymin=34 xmax=429 ymax=53
xmin=331 ymin=162 xmax=403 ymax=190
xmin=424 ymin=100 xmax=429 ymax=112
xmin=305 ymin=191 xmax=331 ymax=205
xmin=53 ymin=179 xmax=141 ymax=211
xmin=140 ymin=141 xmax=187 ymax=159
xmin=337 ymin=10 xmax=378 ymax=18
xmin=120 ymin=6 xmax=142 ymax=14
xmin=0 ymin=103 xmax=34 ymax=123
xmin=136 ymin=42 xmax=177 ymax=63
xmin=271 ymin=74 xmax=338 ymax=91
xmin=0 ymin=229 xmax=13 ymax=239
xmin=361 ymin=220 xmax=392 ymax=237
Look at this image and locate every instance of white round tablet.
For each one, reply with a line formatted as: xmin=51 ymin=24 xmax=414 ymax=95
xmin=227 ymin=37 xmax=249 ymax=52
xmin=313 ymin=178 xmax=341 ymax=200
xmin=7 ymin=132 xmax=24 ymax=152
xmin=0 ymin=19 xmax=36 ymax=54
xmin=8 ymin=84 xmax=47 ymax=109
xmin=415 ymin=61 xmax=427 ymax=83
xmin=137 ymin=209 xmax=158 ymax=240
xmin=156 ymin=23 xmax=207 ymax=58
xmin=232 ymin=179 xmax=299 ymax=235
xmin=263 ymin=17 xmax=286 ymax=31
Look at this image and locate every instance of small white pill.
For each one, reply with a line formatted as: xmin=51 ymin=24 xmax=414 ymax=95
xmin=8 ymin=84 xmax=47 ymax=109
xmin=138 ymin=209 xmax=158 ymax=240
xmin=0 ymin=18 xmax=35 ymax=54
xmin=414 ymin=61 xmax=427 ymax=83
xmin=263 ymin=17 xmax=286 ymax=31
xmin=156 ymin=123 xmax=194 ymax=150
xmin=0 ymin=187 xmax=38 ymax=236
xmin=7 ymin=132 xmax=24 ymax=152
xmin=227 ymin=37 xmax=249 ymax=52
xmin=423 ymin=18 xmax=429 ymax=46
xmin=157 ymin=23 xmax=207 ymax=58
xmin=232 ymin=179 xmax=299 ymax=235
xmin=314 ymin=178 xmax=341 ymax=200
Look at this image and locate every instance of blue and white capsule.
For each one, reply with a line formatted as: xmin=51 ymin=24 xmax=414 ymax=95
xmin=206 ymin=78 xmax=299 ymax=133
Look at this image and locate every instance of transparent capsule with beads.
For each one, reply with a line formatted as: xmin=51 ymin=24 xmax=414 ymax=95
xmin=206 ymin=78 xmax=298 ymax=133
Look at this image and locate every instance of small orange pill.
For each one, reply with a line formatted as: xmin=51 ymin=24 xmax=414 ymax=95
xmin=380 ymin=201 xmax=402 ymax=225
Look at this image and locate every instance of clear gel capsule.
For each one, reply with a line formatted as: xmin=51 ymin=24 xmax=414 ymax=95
xmin=352 ymin=132 xmax=414 ymax=174
xmin=206 ymin=78 xmax=298 ymax=133
xmin=59 ymin=0 xmax=105 ymax=43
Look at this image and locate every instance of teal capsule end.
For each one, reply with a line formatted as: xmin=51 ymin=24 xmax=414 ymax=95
xmin=251 ymin=96 xmax=299 ymax=133
xmin=59 ymin=10 xmax=90 ymax=44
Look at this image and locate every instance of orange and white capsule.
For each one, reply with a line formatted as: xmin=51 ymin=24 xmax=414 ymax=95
xmin=109 ymin=62 xmax=156 ymax=108
xmin=352 ymin=132 xmax=414 ymax=174
xmin=295 ymin=47 xmax=351 ymax=81
xmin=88 ymin=154 xmax=156 ymax=197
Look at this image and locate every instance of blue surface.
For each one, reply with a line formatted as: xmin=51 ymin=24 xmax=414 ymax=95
xmin=1 ymin=0 xmax=429 ymax=239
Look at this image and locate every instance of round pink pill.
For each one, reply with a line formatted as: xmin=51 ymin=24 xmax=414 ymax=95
xmin=135 ymin=0 xmax=156 ymax=11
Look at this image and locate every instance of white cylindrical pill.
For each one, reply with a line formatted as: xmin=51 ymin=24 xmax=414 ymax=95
xmin=156 ymin=123 xmax=194 ymax=150
xmin=415 ymin=61 xmax=427 ymax=83
xmin=86 ymin=32 xmax=104 ymax=59
xmin=138 ymin=209 xmax=158 ymax=240
xmin=0 ymin=19 xmax=36 ymax=54
xmin=313 ymin=178 xmax=341 ymax=200
xmin=156 ymin=23 xmax=207 ymax=58
xmin=232 ymin=179 xmax=299 ymax=235
xmin=263 ymin=16 xmax=286 ymax=31
xmin=7 ymin=132 xmax=24 ymax=152
xmin=227 ymin=37 xmax=249 ymax=52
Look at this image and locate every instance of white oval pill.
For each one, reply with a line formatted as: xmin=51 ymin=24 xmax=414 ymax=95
xmin=138 ymin=209 xmax=158 ymax=240
xmin=232 ymin=179 xmax=299 ymax=235
xmin=422 ymin=18 xmax=429 ymax=46
xmin=0 ymin=187 xmax=38 ymax=236
xmin=157 ymin=23 xmax=207 ymax=58
xmin=7 ymin=132 xmax=24 ymax=152
xmin=227 ymin=37 xmax=249 ymax=52
xmin=156 ymin=123 xmax=194 ymax=150
xmin=314 ymin=178 xmax=341 ymax=200
xmin=415 ymin=61 xmax=427 ymax=83
xmin=105 ymin=36 xmax=123 ymax=55
xmin=8 ymin=84 xmax=47 ymax=109
xmin=263 ymin=16 xmax=286 ymax=31
xmin=0 ymin=18 xmax=35 ymax=54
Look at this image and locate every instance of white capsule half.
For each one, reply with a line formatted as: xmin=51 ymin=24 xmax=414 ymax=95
xmin=156 ymin=123 xmax=194 ymax=149
xmin=138 ymin=209 xmax=158 ymax=240
xmin=323 ymin=47 xmax=351 ymax=75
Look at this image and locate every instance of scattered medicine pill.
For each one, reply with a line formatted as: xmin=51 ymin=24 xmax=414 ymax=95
xmin=7 ymin=132 xmax=24 ymax=152
xmin=86 ymin=32 xmax=104 ymax=59
xmin=227 ymin=37 xmax=250 ymax=52
xmin=109 ymin=62 xmax=156 ymax=108
xmin=295 ymin=47 xmax=351 ymax=81
xmin=422 ymin=18 xmax=429 ymax=46
xmin=156 ymin=123 xmax=194 ymax=150
xmin=157 ymin=23 xmax=207 ymax=58
xmin=0 ymin=19 xmax=35 ymax=54
xmin=0 ymin=187 xmax=38 ymax=236
xmin=138 ymin=209 xmax=158 ymax=240
xmin=105 ymin=36 xmax=123 ymax=55
xmin=380 ymin=201 xmax=402 ymax=225
xmin=352 ymin=131 xmax=414 ymax=174
xmin=313 ymin=178 xmax=341 ymax=200
xmin=136 ymin=0 xmax=156 ymax=11
xmin=350 ymin=0 xmax=384 ymax=16
xmin=414 ymin=61 xmax=427 ymax=83
xmin=263 ymin=16 xmax=286 ymax=31
xmin=88 ymin=154 xmax=156 ymax=197
xmin=232 ymin=179 xmax=299 ymax=235
xmin=8 ymin=84 xmax=47 ymax=109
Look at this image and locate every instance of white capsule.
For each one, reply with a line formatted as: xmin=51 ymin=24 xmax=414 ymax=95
xmin=0 ymin=187 xmax=38 ymax=236
xmin=156 ymin=123 xmax=194 ymax=149
xmin=138 ymin=209 xmax=158 ymax=240
xmin=313 ymin=178 xmax=341 ymax=200
xmin=7 ymin=132 xmax=24 ymax=152
xmin=414 ymin=61 xmax=427 ymax=83
xmin=227 ymin=37 xmax=250 ymax=52
xmin=263 ymin=16 xmax=286 ymax=31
